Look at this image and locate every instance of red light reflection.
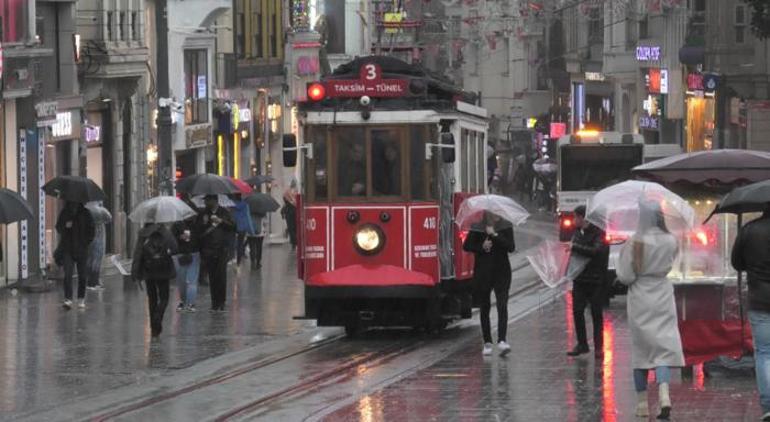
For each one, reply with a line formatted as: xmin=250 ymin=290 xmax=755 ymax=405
xmin=601 ymin=317 xmax=617 ymax=422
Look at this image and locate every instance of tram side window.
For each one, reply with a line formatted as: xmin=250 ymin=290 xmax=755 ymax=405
xmin=410 ymin=125 xmax=437 ymax=201
xmin=371 ymin=129 xmax=403 ymax=196
xmin=336 ymin=128 xmax=367 ymax=197
xmin=477 ymin=133 xmax=486 ymax=193
xmin=305 ymin=126 xmax=327 ymax=201
xmin=460 ymin=129 xmax=469 ymax=191
xmin=468 ymin=131 xmax=478 ymax=192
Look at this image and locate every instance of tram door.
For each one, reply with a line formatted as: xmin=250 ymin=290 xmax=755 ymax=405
xmin=437 ymin=127 xmax=455 ymax=280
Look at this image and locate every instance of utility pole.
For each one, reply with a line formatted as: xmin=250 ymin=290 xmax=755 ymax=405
xmin=156 ymin=0 xmax=174 ymax=195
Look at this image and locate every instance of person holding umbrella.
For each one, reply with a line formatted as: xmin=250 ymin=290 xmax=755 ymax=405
xmin=131 ymin=222 xmax=178 ymax=337
xmin=85 ymin=201 xmax=112 ymax=290
xmin=282 ymin=180 xmax=298 ymax=250
xmin=55 ymin=201 xmax=96 ymax=310
xmin=243 ymin=192 xmax=280 ymax=269
xmin=616 ymin=200 xmax=685 ymax=420
xmin=462 ymin=211 xmax=516 ymax=356
xmin=196 ymin=194 xmax=235 ymax=311
xmin=233 ymin=194 xmax=256 ymax=266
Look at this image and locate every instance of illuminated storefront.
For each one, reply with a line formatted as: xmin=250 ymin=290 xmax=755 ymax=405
xmin=685 ymin=72 xmax=717 ymax=152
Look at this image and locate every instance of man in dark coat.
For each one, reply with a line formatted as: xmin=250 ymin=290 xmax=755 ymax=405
xmin=196 ymin=194 xmax=236 ymax=311
xmin=55 ymin=201 xmax=96 ymax=310
xmin=132 ymin=223 xmax=178 ymax=337
xmin=731 ymin=206 xmax=770 ymax=421
xmin=567 ymin=205 xmax=610 ymax=358
xmin=463 ymin=212 xmax=516 ymax=356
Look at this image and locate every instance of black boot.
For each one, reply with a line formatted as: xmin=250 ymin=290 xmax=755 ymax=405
xmin=567 ymin=344 xmax=590 ymax=356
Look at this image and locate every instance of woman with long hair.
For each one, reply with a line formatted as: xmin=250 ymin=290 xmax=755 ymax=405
xmin=463 ymin=211 xmax=515 ymax=356
xmin=616 ymin=200 xmax=684 ymax=420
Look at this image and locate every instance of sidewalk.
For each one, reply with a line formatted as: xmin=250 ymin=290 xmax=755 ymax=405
xmin=325 ymin=292 xmax=761 ymax=421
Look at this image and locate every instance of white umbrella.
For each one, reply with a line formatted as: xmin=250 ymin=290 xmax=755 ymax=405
xmin=455 ymin=194 xmax=530 ymax=232
xmin=585 ymin=180 xmax=695 ymax=238
xmin=191 ymin=194 xmax=236 ymax=208
xmin=129 ymin=196 xmax=197 ymax=224
xmin=526 ymin=240 xmax=590 ymax=288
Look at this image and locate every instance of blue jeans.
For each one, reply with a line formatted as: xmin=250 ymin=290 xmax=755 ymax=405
xmin=633 ymin=367 xmax=671 ymax=392
xmin=750 ymin=310 xmax=770 ymax=413
xmin=173 ymin=253 xmax=200 ymax=306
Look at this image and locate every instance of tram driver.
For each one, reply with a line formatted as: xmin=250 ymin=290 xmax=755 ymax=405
xmin=339 ymin=143 xmax=366 ymax=196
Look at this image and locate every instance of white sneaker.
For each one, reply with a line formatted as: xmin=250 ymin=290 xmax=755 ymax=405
xmin=63 ymin=300 xmax=73 ymax=310
xmin=482 ymin=343 xmax=493 ymax=356
xmin=498 ymin=341 xmax=511 ymax=356
xmin=78 ymin=299 xmax=86 ymax=309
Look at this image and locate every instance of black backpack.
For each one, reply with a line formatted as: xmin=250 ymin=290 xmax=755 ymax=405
xmin=142 ymin=231 xmax=172 ymax=275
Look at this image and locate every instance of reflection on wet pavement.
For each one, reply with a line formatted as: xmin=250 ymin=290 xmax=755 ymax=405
xmin=326 ymin=294 xmax=761 ymax=422
xmin=0 ymin=244 xmax=309 ymax=417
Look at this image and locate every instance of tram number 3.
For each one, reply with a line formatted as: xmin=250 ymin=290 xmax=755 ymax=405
xmin=306 ymin=218 xmax=317 ymax=231
xmin=364 ymin=64 xmax=378 ymax=80
xmin=423 ymin=217 xmax=437 ymax=230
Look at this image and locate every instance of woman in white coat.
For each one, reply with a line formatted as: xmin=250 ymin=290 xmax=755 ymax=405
xmin=616 ymin=200 xmax=685 ymax=420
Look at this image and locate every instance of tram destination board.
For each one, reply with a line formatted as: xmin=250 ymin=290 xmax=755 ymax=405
xmin=324 ymin=63 xmax=409 ymax=98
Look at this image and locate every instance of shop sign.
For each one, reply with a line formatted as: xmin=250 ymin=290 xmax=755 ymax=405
xmin=584 ymin=72 xmax=605 ymax=81
xmin=648 ymin=68 xmax=661 ymax=94
xmin=51 ymin=112 xmax=73 ymax=138
xmin=550 ymin=122 xmax=567 ymax=139
xmin=297 ymin=56 xmax=320 ymax=76
xmin=186 ymin=124 xmax=212 ymax=149
xmin=636 ymin=45 xmax=661 ymax=61
xmin=239 ymin=108 xmax=252 ymax=123
xmin=84 ymin=125 xmax=101 ymax=143
xmin=18 ymin=129 xmax=28 ymax=279
xmin=703 ymin=73 xmax=719 ymax=92
xmin=639 ymin=115 xmax=659 ymax=130
xmin=35 ymin=101 xmax=58 ymax=127
xmin=197 ymin=75 xmax=207 ymax=98
xmin=687 ymin=73 xmax=704 ymax=91
xmin=323 ymin=63 xmax=408 ymax=98
xmin=660 ymin=69 xmax=669 ymax=94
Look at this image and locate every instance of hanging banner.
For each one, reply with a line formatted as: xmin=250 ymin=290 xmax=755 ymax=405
xmin=38 ymin=131 xmax=45 ymax=271
xmin=18 ymin=130 xmax=28 ymax=280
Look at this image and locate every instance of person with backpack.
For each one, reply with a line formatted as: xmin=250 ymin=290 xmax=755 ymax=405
xmin=132 ymin=223 xmax=178 ymax=337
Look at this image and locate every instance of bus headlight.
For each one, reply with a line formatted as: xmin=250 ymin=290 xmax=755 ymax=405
xmin=354 ymin=224 xmax=385 ymax=255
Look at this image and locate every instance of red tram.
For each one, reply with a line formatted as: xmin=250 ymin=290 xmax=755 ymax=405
xmin=285 ymin=57 xmax=489 ymax=335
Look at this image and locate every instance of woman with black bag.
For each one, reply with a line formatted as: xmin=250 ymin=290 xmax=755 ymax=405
xmin=172 ymin=216 xmax=200 ymax=312
xmin=132 ymin=223 xmax=178 ymax=337
xmin=463 ymin=211 xmax=515 ymax=356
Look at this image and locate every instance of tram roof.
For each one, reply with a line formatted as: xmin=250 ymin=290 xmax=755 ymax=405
xmin=299 ymin=56 xmax=482 ymax=114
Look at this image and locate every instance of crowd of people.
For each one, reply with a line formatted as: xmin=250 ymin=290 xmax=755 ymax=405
xmin=54 ymin=183 xmax=299 ymax=338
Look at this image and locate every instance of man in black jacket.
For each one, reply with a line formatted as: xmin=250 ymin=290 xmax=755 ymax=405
xmin=56 ymin=201 xmax=96 ymax=310
xmin=196 ymin=195 xmax=236 ymax=312
xmin=732 ymin=207 xmax=770 ymax=421
xmin=567 ymin=205 xmax=610 ymax=358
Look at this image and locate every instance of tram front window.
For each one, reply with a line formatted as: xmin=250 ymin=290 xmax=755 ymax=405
xmin=372 ymin=129 xmax=402 ymax=196
xmin=336 ymin=128 xmax=367 ymax=197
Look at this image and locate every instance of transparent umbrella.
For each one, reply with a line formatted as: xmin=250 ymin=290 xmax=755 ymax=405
xmin=455 ymin=194 xmax=530 ymax=232
xmin=191 ymin=194 xmax=236 ymax=209
xmin=585 ymin=180 xmax=695 ymax=240
xmin=526 ymin=240 xmax=590 ymax=288
xmin=129 ymin=196 xmax=197 ymax=224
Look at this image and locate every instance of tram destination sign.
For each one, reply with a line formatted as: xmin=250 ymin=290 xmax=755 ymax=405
xmin=324 ymin=63 xmax=408 ymax=98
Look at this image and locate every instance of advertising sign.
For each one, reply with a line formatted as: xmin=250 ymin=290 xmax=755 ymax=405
xmin=323 ymin=63 xmax=408 ymax=98
xmin=648 ymin=68 xmax=661 ymax=94
xmin=660 ymin=69 xmax=669 ymax=94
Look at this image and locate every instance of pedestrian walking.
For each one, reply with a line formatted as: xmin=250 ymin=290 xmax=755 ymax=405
xmin=462 ymin=211 xmax=515 ymax=356
xmin=233 ymin=195 xmax=256 ymax=266
xmin=731 ymin=204 xmax=770 ymax=422
xmin=55 ymin=201 xmax=96 ymax=310
xmin=131 ymin=223 xmax=178 ymax=337
xmin=172 ymin=216 xmax=200 ymax=312
xmin=617 ymin=200 xmax=684 ymax=420
xmin=196 ymin=194 xmax=235 ymax=311
xmin=282 ymin=180 xmax=298 ymax=250
xmin=248 ymin=211 xmax=267 ymax=269
xmin=566 ymin=205 xmax=609 ymax=358
xmin=85 ymin=202 xmax=112 ymax=290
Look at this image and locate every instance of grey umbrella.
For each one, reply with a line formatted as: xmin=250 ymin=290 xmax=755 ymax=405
xmin=175 ymin=174 xmax=240 ymax=195
xmin=244 ymin=175 xmax=275 ymax=186
xmin=0 ymin=188 xmax=34 ymax=224
xmin=42 ymin=175 xmax=106 ymax=203
xmin=129 ymin=196 xmax=198 ymax=224
xmin=244 ymin=193 xmax=280 ymax=214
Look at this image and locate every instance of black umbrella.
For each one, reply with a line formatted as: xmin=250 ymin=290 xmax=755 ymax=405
xmin=706 ymin=179 xmax=770 ymax=220
xmin=42 ymin=176 xmax=106 ymax=203
xmin=0 ymin=188 xmax=34 ymax=224
xmin=244 ymin=193 xmax=280 ymax=214
xmin=244 ymin=175 xmax=275 ymax=186
xmin=175 ymin=174 xmax=240 ymax=195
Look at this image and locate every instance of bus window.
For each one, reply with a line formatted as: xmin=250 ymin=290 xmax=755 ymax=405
xmin=304 ymin=126 xmax=328 ymax=201
xmin=410 ymin=125 xmax=437 ymax=201
xmin=336 ymin=127 xmax=367 ymax=197
xmin=371 ymin=129 xmax=402 ymax=196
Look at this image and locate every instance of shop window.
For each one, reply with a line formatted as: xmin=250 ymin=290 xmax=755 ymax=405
xmin=735 ymin=5 xmax=747 ymax=44
xmin=184 ymin=49 xmax=209 ymax=124
xmin=1 ymin=0 xmax=27 ymax=43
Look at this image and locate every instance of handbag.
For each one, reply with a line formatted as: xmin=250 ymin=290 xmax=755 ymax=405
xmin=178 ymin=253 xmax=193 ymax=266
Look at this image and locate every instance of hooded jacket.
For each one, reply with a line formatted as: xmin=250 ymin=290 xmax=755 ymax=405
xmin=571 ymin=223 xmax=610 ymax=285
xmin=732 ymin=213 xmax=770 ymax=312
xmin=132 ymin=224 xmax=178 ymax=281
xmin=56 ymin=204 xmax=96 ymax=259
xmin=463 ymin=223 xmax=515 ymax=286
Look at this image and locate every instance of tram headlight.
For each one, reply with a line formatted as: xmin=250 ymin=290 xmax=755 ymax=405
xmin=353 ymin=224 xmax=385 ymax=255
